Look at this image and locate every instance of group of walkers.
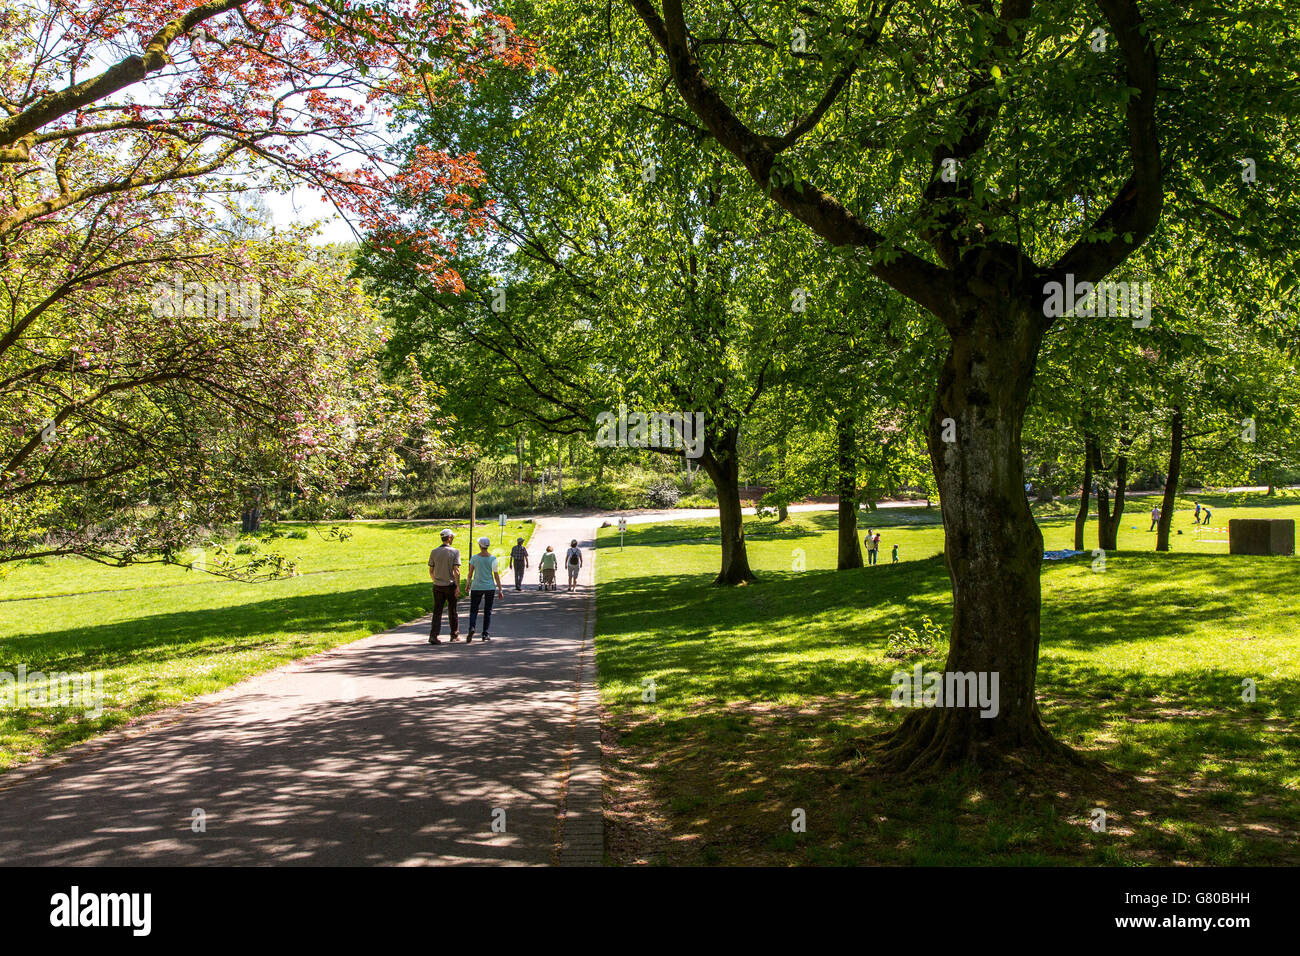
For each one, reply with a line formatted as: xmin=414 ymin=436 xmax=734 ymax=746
xmin=426 ymin=528 xmax=584 ymax=644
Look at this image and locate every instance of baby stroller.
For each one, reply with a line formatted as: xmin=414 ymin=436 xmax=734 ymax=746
xmin=539 ymin=565 xmax=557 ymax=591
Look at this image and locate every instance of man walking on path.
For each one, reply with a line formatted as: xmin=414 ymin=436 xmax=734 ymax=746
xmin=428 ymin=529 xmax=461 ymax=644
xmin=509 ymin=537 xmax=529 ymax=591
xmin=465 ymin=537 xmax=505 ymax=643
xmin=565 ymin=539 xmax=583 ymax=592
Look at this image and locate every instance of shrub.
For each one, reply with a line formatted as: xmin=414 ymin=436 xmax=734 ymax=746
xmin=644 ymin=478 xmax=681 ymax=508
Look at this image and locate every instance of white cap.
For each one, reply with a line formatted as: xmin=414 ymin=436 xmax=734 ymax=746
xmin=440 ymin=528 xmax=454 ymax=539
xmin=478 ymin=536 xmax=491 ymax=547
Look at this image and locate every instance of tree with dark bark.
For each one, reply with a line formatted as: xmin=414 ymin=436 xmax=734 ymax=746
xmin=622 ymin=0 xmax=1298 ymax=769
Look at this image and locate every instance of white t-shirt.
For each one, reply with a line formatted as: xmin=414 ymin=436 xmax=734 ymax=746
xmin=566 ymin=547 xmax=582 ymax=567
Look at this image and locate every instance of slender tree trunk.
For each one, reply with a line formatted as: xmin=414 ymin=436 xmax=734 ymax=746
xmin=469 ymin=467 xmax=477 ymax=542
xmin=517 ymin=433 xmax=524 ymax=484
xmin=1074 ymin=444 xmax=1092 ymax=552
xmin=879 ymin=305 xmax=1069 ymax=771
xmin=241 ymin=486 xmax=262 ymax=533
xmin=1092 ymin=435 xmax=1130 ymax=550
xmin=836 ymin=413 xmax=864 ymax=569
xmin=1157 ymin=406 xmax=1183 ymax=552
xmin=700 ymin=428 xmax=756 ymax=585
xmin=777 ymin=384 xmax=790 ymax=521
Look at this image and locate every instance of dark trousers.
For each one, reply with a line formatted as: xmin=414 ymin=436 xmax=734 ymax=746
xmin=868 ymin=549 xmax=878 ymax=565
xmin=513 ymin=565 xmax=525 ymax=590
xmin=469 ymin=589 xmax=495 ymax=634
xmin=431 ymin=583 xmax=458 ymax=638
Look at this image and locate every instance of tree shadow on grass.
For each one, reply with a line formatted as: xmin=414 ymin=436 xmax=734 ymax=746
xmin=2 ymin=582 xmax=435 ymax=673
xmin=606 ymin=680 xmax=1300 ymax=866
xmin=598 ymin=549 xmax=1300 ymax=865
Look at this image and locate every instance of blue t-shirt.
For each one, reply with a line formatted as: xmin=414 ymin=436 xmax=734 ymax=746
xmin=467 ymin=553 xmax=498 ymax=590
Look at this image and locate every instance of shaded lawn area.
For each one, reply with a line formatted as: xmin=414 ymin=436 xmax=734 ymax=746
xmin=0 ymin=520 xmax=534 ymax=770
xmin=595 ymin=501 xmax=1300 ymax=865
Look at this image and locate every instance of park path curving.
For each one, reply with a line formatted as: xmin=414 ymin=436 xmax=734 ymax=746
xmin=0 ymin=515 xmax=602 ymax=866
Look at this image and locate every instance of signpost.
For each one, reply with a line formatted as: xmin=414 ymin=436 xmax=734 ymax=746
xmin=499 ymin=513 xmax=507 ymax=544
xmin=618 ymin=516 xmax=627 ymax=550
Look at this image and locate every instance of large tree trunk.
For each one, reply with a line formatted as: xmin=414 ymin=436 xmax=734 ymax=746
xmin=700 ymin=429 xmax=756 ymax=585
xmin=1156 ymin=406 xmax=1183 ymax=552
xmin=836 ymin=414 xmax=864 ymax=569
xmin=879 ymin=304 xmax=1069 ymax=772
xmin=1073 ymin=444 xmax=1092 ymax=551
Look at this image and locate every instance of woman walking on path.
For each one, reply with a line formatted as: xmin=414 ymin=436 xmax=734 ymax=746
xmin=539 ymin=546 xmax=558 ymax=590
xmin=465 ymin=537 xmax=504 ymax=643
xmin=565 ymin=539 xmax=583 ymax=592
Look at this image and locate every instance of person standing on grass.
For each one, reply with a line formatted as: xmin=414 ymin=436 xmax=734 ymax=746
xmin=1149 ymin=505 xmax=1160 ymax=531
xmin=428 ymin=528 xmax=461 ymax=645
xmin=865 ymin=528 xmax=877 ymax=566
xmin=1193 ymin=501 xmax=1202 ymax=524
xmin=565 ymin=538 xmax=583 ymax=591
xmin=465 ymin=537 xmax=504 ymax=643
xmin=1202 ymin=504 xmax=1213 ymax=526
xmin=508 ymin=537 xmax=529 ymax=591
xmin=892 ymin=543 xmax=899 ymax=564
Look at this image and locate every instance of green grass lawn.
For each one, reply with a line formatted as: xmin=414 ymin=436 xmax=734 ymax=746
xmin=595 ymin=492 xmax=1300 ymax=865
xmin=0 ymin=520 xmax=534 ymax=771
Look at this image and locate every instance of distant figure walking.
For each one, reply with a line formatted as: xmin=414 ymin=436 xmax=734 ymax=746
xmin=1149 ymin=506 xmax=1160 ymax=531
xmin=465 ymin=537 xmax=504 ymax=643
xmin=565 ymin=539 xmax=583 ymax=592
xmin=428 ymin=528 xmax=461 ymax=645
xmin=892 ymin=543 xmax=899 ymax=564
xmin=508 ymin=537 xmax=529 ymax=591
xmin=866 ymin=528 xmax=878 ymax=566
xmin=539 ymin=546 xmax=558 ymax=590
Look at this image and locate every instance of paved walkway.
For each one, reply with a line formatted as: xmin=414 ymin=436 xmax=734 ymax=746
xmin=0 ymin=515 xmax=601 ymax=866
